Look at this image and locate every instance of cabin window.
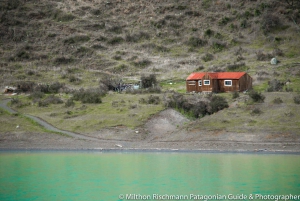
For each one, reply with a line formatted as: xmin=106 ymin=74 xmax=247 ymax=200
xmin=204 ymin=80 xmax=210 ymax=85
xmin=188 ymin=81 xmax=196 ymax=85
xmin=198 ymin=80 xmax=202 ymax=86
xmin=224 ymin=80 xmax=232 ymax=86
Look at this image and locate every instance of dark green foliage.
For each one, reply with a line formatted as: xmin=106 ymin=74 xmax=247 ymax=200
xmin=294 ymin=95 xmax=300 ymax=104
xmin=151 ymin=19 xmax=166 ymax=29
xmin=273 ymin=97 xmax=283 ymax=104
xmin=232 ymin=91 xmax=240 ymax=99
xmin=251 ymin=108 xmax=262 ymax=115
xmin=187 ymin=37 xmax=207 ymax=48
xmin=219 ymin=17 xmax=230 ymax=26
xmin=256 ymin=51 xmax=273 ymax=61
xmin=240 ymin=19 xmax=247 ymax=28
xmin=139 ymin=95 xmax=160 ymax=105
xmin=72 ymin=88 xmax=103 ymax=104
xmin=69 ymin=75 xmax=81 ymax=84
xmin=64 ymin=35 xmax=90 ymax=44
xmin=125 ymin=31 xmax=150 ymax=43
xmin=227 ymin=62 xmax=246 ymax=71
xmin=16 ymin=81 xmax=36 ymax=92
xmin=53 ymin=10 xmax=75 ymax=22
xmin=34 ymin=82 xmax=65 ymax=93
xmin=29 ymin=91 xmax=45 ymax=99
xmin=248 ymin=90 xmax=265 ymax=103
xmin=201 ymin=53 xmax=214 ymax=62
xmin=209 ymin=96 xmax=229 ymax=114
xmin=261 ymin=13 xmax=280 ymax=33
xmin=204 ymin=29 xmax=214 ymax=37
xmin=211 ymin=40 xmax=226 ymax=52
xmin=132 ymin=59 xmax=151 ymax=68
xmin=141 ymin=74 xmax=157 ymax=88
xmin=100 ymin=76 xmax=121 ymax=91
xmin=54 ymin=57 xmax=73 ymax=65
xmin=38 ymin=95 xmax=63 ymax=107
xmin=107 ymin=25 xmax=122 ymax=34
xmin=65 ymin=98 xmax=75 ymax=107
xmin=267 ymin=79 xmax=284 ymax=92
xmin=107 ymin=37 xmax=124 ymax=45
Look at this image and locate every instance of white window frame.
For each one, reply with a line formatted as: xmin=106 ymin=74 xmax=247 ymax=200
xmin=224 ymin=80 xmax=232 ymax=86
xmin=203 ymin=80 xmax=210 ymax=85
xmin=188 ymin=81 xmax=196 ymax=85
xmin=198 ymin=80 xmax=202 ymax=86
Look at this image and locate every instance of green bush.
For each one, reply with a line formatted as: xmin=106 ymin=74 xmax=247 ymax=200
xmin=251 ymin=108 xmax=262 ymax=115
xmin=294 ymin=95 xmax=300 ymax=104
xmin=72 ymin=89 xmax=103 ymax=104
xmin=107 ymin=37 xmax=124 ymax=45
xmin=29 ymin=91 xmax=45 ymax=99
xmin=273 ymin=97 xmax=283 ymax=104
xmin=187 ymin=37 xmax=207 ymax=48
xmin=141 ymin=74 xmax=157 ymax=89
xmin=209 ymin=96 xmax=229 ymax=114
xmin=201 ymin=53 xmax=214 ymax=62
xmin=65 ymin=98 xmax=75 ymax=107
xmin=139 ymin=95 xmax=160 ymax=105
xmin=248 ymin=90 xmax=265 ymax=103
xmin=232 ymin=91 xmax=239 ymax=99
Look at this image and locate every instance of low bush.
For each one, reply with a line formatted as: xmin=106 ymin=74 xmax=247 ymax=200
xmin=256 ymin=50 xmax=273 ymax=61
xmin=267 ymin=79 xmax=284 ymax=92
xmin=227 ymin=62 xmax=246 ymax=71
xmin=232 ymin=91 xmax=239 ymax=99
xmin=72 ymin=88 xmax=103 ymax=104
xmin=208 ymin=96 xmax=229 ymax=114
xmin=38 ymin=95 xmax=63 ymax=107
xmin=29 ymin=91 xmax=45 ymax=99
xmin=107 ymin=37 xmax=124 ymax=45
xmin=211 ymin=40 xmax=226 ymax=52
xmin=201 ymin=53 xmax=214 ymax=62
xmin=139 ymin=95 xmax=160 ymax=105
xmin=141 ymin=74 xmax=157 ymax=89
xmin=132 ymin=59 xmax=151 ymax=68
xmin=187 ymin=37 xmax=207 ymax=48
xmin=273 ymin=97 xmax=283 ymax=104
xmin=261 ymin=13 xmax=280 ymax=33
xmin=64 ymin=35 xmax=90 ymax=44
xmin=251 ymin=108 xmax=262 ymax=115
xmin=294 ymin=95 xmax=300 ymax=104
xmin=16 ymin=81 xmax=36 ymax=92
xmin=248 ymin=90 xmax=265 ymax=103
xmin=65 ymin=98 xmax=75 ymax=107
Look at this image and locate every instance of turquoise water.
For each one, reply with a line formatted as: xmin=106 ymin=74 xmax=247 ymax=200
xmin=0 ymin=152 xmax=299 ymax=201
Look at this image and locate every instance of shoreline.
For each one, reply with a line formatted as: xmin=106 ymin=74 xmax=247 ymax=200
xmin=1 ymin=147 xmax=300 ymax=154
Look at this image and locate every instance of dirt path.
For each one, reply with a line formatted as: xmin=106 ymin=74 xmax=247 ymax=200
xmin=0 ymin=99 xmax=102 ymax=141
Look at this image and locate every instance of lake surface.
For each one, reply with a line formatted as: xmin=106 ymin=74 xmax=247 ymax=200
xmin=0 ymin=151 xmax=299 ymax=201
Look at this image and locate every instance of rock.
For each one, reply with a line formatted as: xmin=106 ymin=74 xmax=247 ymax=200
xmin=270 ymin=58 xmax=277 ymax=65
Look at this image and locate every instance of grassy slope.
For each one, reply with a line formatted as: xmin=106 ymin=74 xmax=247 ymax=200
xmin=1 ymin=0 xmax=300 ymax=134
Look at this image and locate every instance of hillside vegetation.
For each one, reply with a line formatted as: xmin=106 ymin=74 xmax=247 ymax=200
xmin=1 ymin=0 xmax=300 ymax=135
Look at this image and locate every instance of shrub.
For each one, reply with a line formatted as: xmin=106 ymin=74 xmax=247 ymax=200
xmin=261 ymin=13 xmax=280 ymax=33
xmin=44 ymin=95 xmax=64 ymax=104
xmin=187 ymin=37 xmax=207 ymax=48
xmin=204 ymin=29 xmax=214 ymax=37
xmin=256 ymin=50 xmax=273 ymax=61
xmin=139 ymin=95 xmax=160 ymax=105
xmin=201 ymin=53 xmax=214 ymax=62
xmin=227 ymin=62 xmax=246 ymax=71
xmin=294 ymin=95 xmax=300 ymax=104
xmin=100 ymin=76 xmax=121 ymax=91
xmin=219 ymin=17 xmax=230 ymax=26
xmin=267 ymin=79 xmax=284 ymax=92
xmin=54 ymin=57 xmax=73 ymax=65
xmin=69 ymin=75 xmax=81 ymax=84
xmin=141 ymin=74 xmax=157 ymax=88
xmin=209 ymin=96 xmax=229 ymax=114
xmin=29 ymin=91 xmax=45 ymax=99
xmin=65 ymin=98 xmax=75 ymax=107
xmin=251 ymin=108 xmax=262 ymax=115
xmin=72 ymin=88 xmax=103 ymax=104
xmin=273 ymin=97 xmax=283 ymax=104
xmin=107 ymin=25 xmax=122 ymax=34
xmin=211 ymin=40 xmax=226 ymax=52
xmin=107 ymin=37 xmax=124 ymax=45
xmin=16 ymin=81 xmax=36 ymax=92
xmin=132 ymin=59 xmax=151 ymax=68
xmin=232 ymin=91 xmax=239 ymax=99
xmin=64 ymin=35 xmax=90 ymax=44
xmin=248 ymin=90 xmax=265 ymax=103
xmin=125 ymin=31 xmax=150 ymax=43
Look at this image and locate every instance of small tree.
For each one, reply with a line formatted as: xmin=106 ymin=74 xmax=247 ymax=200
xmin=209 ymin=96 xmax=229 ymax=114
xmin=141 ymin=74 xmax=157 ymax=89
xmin=248 ymin=90 xmax=265 ymax=103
